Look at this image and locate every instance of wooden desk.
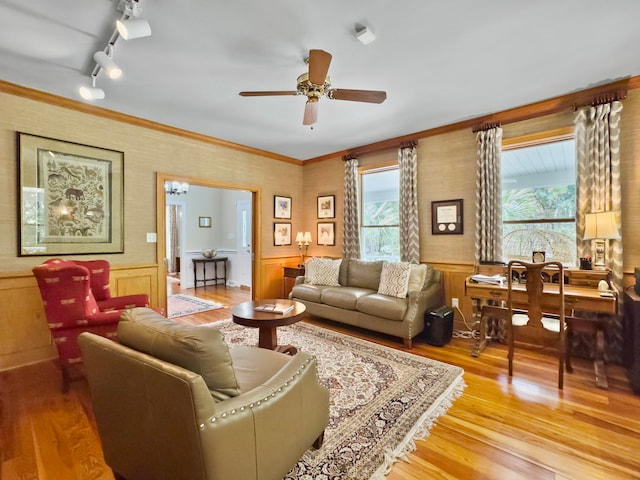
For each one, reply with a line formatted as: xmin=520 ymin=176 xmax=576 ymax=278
xmin=465 ymin=278 xmax=617 ymax=388
xmin=193 ymin=257 xmax=228 ymax=288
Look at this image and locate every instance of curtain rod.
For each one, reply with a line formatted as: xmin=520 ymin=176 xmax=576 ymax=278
xmin=342 ymin=138 xmax=418 ymax=160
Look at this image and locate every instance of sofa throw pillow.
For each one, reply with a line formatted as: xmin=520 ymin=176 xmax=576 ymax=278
xmin=306 ymin=257 xmax=342 ymax=286
xmin=377 ymin=261 xmax=411 ymax=298
xmin=118 ymin=307 xmax=241 ymax=401
xmin=407 ymin=263 xmax=428 ymax=294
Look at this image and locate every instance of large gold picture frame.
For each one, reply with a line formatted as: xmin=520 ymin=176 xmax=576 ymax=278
xmin=18 ymin=132 xmax=124 ymax=256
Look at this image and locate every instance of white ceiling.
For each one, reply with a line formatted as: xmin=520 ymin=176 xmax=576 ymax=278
xmin=1 ymin=0 xmax=639 ymax=161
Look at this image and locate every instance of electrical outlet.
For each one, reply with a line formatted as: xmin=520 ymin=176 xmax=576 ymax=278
xmin=146 ymin=232 xmax=157 ymax=243
xmin=451 ymin=297 xmax=459 ymax=308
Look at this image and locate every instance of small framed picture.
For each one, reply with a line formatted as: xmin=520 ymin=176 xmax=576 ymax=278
xmin=274 ymin=222 xmax=292 ymax=246
xmin=431 ymin=199 xmax=463 ymax=235
xmin=274 ymin=195 xmax=292 ymax=219
xmin=198 ymin=216 xmax=212 ymax=228
xmin=317 ymin=195 xmax=335 ymax=219
xmin=317 ymin=222 xmax=336 ymax=246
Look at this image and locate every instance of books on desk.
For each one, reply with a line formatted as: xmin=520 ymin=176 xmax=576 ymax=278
xmin=254 ymin=303 xmax=294 ymax=314
xmin=470 ymin=274 xmax=507 ymax=286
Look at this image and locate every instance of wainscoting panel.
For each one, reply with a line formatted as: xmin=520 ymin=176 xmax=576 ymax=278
xmin=110 ymin=264 xmax=160 ymax=306
xmin=258 ymin=257 xmax=302 ymax=299
xmin=0 ymin=273 xmax=56 ymax=370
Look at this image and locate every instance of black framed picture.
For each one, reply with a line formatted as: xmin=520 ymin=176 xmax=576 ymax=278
xmin=431 ymin=199 xmax=463 ymax=235
xmin=274 ymin=195 xmax=291 ymax=219
xmin=274 ymin=222 xmax=292 ymax=246
xmin=317 ymin=222 xmax=336 ymax=246
xmin=317 ymin=195 xmax=335 ymax=219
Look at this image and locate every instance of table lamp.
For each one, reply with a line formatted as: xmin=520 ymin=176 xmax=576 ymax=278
xmin=296 ymin=231 xmax=312 ymax=266
xmin=583 ymin=211 xmax=620 ymax=269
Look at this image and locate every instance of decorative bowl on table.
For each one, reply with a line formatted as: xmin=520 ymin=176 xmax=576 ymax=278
xmin=202 ymin=249 xmax=217 ymax=258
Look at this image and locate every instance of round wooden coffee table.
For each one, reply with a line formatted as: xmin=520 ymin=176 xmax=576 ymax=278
xmin=231 ymin=299 xmax=306 ymax=355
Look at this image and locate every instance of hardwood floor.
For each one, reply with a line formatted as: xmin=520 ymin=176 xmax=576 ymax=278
xmin=2 ymin=281 xmax=639 ymax=479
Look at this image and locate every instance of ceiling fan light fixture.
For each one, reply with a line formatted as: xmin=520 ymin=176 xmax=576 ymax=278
xmin=117 ymin=18 xmax=151 ymax=40
xmin=356 ymin=26 xmax=376 ymax=45
xmin=93 ymin=50 xmax=122 ymax=79
xmin=303 ymin=98 xmax=319 ymax=126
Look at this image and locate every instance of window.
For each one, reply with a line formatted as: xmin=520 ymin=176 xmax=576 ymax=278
xmin=501 ymin=136 xmax=576 ymax=265
xmin=360 ymin=167 xmax=400 ymax=261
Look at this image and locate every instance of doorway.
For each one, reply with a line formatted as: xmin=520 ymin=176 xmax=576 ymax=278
xmin=157 ymin=173 xmax=259 ymax=313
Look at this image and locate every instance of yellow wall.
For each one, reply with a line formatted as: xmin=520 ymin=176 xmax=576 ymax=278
xmin=0 ymin=87 xmax=304 ymax=369
xmin=2 ymin=82 xmax=640 ymax=370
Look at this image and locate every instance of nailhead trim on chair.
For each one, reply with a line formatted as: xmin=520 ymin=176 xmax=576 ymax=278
xmin=200 ymin=356 xmax=317 ymax=429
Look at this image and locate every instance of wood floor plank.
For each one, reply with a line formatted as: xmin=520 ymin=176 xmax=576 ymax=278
xmin=1 ymin=281 xmax=638 ymax=480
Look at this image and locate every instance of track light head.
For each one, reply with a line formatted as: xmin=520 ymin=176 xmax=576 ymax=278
xmin=94 ymin=50 xmax=122 ymax=79
xmin=117 ymin=18 xmax=151 ymax=40
xmin=79 ymin=79 xmax=105 ymax=100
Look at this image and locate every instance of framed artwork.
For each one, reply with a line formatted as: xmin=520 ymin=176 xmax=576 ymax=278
xmin=274 ymin=195 xmax=292 ymax=219
xmin=274 ymin=222 xmax=292 ymax=246
xmin=317 ymin=194 xmax=335 ymax=219
xmin=18 ymin=132 xmax=124 ymax=256
xmin=199 ymin=216 xmax=211 ymax=228
xmin=317 ymin=222 xmax=336 ymax=246
xmin=431 ymin=199 xmax=463 ymax=235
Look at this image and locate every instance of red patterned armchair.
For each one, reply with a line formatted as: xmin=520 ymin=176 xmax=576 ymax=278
xmin=32 ymin=258 xmax=153 ymax=392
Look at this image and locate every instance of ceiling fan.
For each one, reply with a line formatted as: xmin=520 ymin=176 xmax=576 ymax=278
xmin=239 ymin=49 xmax=387 ymax=126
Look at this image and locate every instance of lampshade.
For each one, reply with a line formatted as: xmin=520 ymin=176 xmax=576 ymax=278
xmin=117 ymin=18 xmax=152 ymax=40
xmin=583 ymin=211 xmax=621 ymax=240
xmin=295 ymin=232 xmax=304 ymax=243
xmin=303 ymin=232 xmax=312 ymax=243
xmin=164 ymin=181 xmax=189 ymax=195
xmin=93 ymin=51 xmax=122 ymax=79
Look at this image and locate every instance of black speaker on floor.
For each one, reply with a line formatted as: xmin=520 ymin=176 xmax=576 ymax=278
xmin=425 ymin=306 xmax=454 ymax=347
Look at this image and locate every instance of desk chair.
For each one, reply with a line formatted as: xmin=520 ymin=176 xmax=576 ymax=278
xmin=507 ymin=260 xmax=566 ymax=389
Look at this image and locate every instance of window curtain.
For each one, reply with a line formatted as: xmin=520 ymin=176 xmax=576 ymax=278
xmin=474 ymin=124 xmax=503 ymax=265
xmin=343 ymin=155 xmax=361 ymax=259
xmin=574 ymin=100 xmax=623 ymax=363
xmin=167 ymin=204 xmax=179 ymax=273
xmin=398 ymin=142 xmax=420 ymax=264
xmin=575 ymin=100 xmax=623 ymax=292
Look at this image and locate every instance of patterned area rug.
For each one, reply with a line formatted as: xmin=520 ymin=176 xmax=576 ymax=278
xmin=167 ymin=294 xmax=224 ymax=318
xmin=215 ymin=320 xmax=465 ymax=479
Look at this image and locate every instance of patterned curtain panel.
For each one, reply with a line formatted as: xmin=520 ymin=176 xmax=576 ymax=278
xmin=398 ymin=144 xmax=420 ymax=264
xmin=574 ymin=101 xmax=623 ymax=363
xmin=575 ymin=101 xmax=623 ymax=291
xmin=343 ymin=157 xmax=361 ymax=260
xmin=168 ymin=204 xmax=179 ymax=273
xmin=474 ymin=126 xmax=503 ymax=265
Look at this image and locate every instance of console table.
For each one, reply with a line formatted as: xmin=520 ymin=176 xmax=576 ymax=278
xmin=193 ymin=257 xmax=228 ymax=288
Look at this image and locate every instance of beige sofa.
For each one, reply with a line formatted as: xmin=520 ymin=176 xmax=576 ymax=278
xmin=290 ymin=258 xmax=443 ymax=348
xmin=79 ymin=307 xmax=329 ymax=480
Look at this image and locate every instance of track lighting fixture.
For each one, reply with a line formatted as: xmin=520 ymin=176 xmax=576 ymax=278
xmin=93 ymin=48 xmax=122 ymax=79
xmin=79 ymin=0 xmax=151 ymax=101
xmin=79 ymin=76 xmax=105 ymax=100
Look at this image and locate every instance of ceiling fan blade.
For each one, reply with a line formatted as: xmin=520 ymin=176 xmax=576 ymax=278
xmin=303 ymin=99 xmax=319 ymax=125
xmin=239 ymin=91 xmax=298 ymax=97
xmin=308 ymin=49 xmax=332 ymax=85
xmin=329 ymin=89 xmax=387 ymax=103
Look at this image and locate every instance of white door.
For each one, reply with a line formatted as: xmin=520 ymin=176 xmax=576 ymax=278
xmin=236 ymin=198 xmax=252 ymax=291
